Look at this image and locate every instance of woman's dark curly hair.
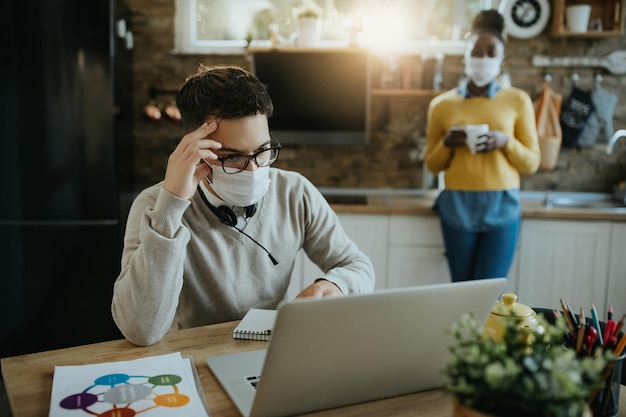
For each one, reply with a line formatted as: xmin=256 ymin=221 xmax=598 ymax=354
xmin=176 ymin=64 xmax=274 ymax=131
xmin=471 ymin=9 xmax=506 ymax=43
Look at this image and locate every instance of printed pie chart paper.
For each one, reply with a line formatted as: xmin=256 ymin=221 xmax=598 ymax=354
xmin=48 ymin=351 xmax=210 ymax=417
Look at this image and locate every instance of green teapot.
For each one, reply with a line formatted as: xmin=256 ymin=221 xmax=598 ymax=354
xmin=482 ymin=293 xmax=540 ymax=342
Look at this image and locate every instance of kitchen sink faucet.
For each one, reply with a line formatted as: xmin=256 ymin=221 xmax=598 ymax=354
xmin=605 ymin=129 xmax=626 ymax=154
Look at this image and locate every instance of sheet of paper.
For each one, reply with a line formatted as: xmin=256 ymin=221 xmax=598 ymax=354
xmin=48 ymin=352 xmax=210 ymax=417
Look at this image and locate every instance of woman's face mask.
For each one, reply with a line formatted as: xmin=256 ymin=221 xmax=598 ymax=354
xmin=465 ymin=56 xmax=502 ymax=87
xmin=210 ymin=165 xmax=271 ymax=207
xmin=464 ymin=32 xmax=504 ymax=88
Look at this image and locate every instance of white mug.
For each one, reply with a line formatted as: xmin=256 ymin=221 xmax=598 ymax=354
xmin=566 ymin=5 xmax=591 ymax=33
xmin=464 ymin=124 xmax=489 ymax=154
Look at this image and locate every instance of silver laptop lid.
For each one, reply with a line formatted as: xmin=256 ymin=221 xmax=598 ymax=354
xmin=250 ymin=278 xmax=506 ymax=417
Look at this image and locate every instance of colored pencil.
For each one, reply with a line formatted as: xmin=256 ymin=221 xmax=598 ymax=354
xmin=591 ymin=303 xmax=604 ymax=347
xmin=576 ymin=322 xmax=585 ymax=353
xmin=560 ymin=299 xmax=576 ymax=335
xmin=615 ymin=333 xmax=626 ymax=356
xmin=614 ymin=313 xmax=625 ymax=339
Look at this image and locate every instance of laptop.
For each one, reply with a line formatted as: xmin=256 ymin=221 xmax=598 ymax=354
xmin=207 ymin=278 xmax=506 ymax=417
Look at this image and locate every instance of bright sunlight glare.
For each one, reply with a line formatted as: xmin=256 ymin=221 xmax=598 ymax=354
xmin=359 ymin=8 xmax=408 ymax=52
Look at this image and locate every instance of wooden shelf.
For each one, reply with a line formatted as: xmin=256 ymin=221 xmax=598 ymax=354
xmin=551 ymin=29 xmax=623 ymax=38
xmin=371 ymin=89 xmax=441 ymax=97
xmin=551 ymin=0 xmax=624 ymax=37
xmin=247 ymin=45 xmax=366 ymax=53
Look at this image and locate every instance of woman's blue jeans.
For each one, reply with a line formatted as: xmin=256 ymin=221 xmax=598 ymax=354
xmin=439 ymin=217 xmax=520 ymax=282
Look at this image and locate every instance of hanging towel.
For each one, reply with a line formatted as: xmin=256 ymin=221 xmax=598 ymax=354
xmin=533 ymin=82 xmax=562 ymax=170
xmin=577 ymin=84 xmax=618 ymax=147
xmin=560 ymin=85 xmax=594 ymax=148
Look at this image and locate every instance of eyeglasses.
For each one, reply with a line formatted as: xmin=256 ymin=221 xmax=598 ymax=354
xmin=216 ymin=135 xmax=282 ymax=174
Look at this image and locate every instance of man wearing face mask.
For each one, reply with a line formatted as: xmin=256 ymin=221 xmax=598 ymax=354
xmin=111 ymin=64 xmax=375 ymax=346
xmin=424 ymin=10 xmax=540 ymax=282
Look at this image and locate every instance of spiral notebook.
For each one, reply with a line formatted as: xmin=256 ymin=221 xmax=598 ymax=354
xmin=233 ymin=308 xmax=277 ymax=341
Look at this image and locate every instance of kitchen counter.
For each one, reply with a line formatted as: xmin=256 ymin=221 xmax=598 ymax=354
xmin=319 ymin=188 xmax=626 ymax=221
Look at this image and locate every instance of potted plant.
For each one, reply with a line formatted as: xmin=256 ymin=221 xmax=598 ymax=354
xmin=294 ymin=1 xmax=322 ymax=47
xmin=443 ymin=313 xmax=614 ymax=417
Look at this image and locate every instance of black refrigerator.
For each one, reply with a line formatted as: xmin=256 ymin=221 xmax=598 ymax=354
xmin=0 ymin=0 xmax=124 ymax=357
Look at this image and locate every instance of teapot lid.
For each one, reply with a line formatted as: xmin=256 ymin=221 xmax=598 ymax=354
xmin=491 ymin=293 xmax=535 ymax=318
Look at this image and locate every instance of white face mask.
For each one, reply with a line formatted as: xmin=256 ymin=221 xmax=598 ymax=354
xmin=465 ymin=57 xmax=502 ymax=88
xmin=210 ymin=165 xmax=271 ymax=207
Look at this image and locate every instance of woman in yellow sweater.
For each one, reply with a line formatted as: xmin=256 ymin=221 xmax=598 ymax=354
xmin=425 ymin=9 xmax=540 ymax=282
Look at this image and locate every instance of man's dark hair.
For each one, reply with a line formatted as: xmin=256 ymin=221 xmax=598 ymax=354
xmin=176 ymin=64 xmax=274 ymax=131
xmin=471 ymin=9 xmax=506 ymax=43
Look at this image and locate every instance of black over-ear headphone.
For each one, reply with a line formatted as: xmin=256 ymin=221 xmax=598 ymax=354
xmin=197 ymin=185 xmax=278 ymax=265
xmin=212 ymin=204 xmax=257 ymax=227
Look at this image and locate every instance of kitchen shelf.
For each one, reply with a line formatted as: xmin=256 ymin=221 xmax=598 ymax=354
xmin=551 ymin=0 xmax=624 ymax=38
xmin=371 ymin=89 xmax=441 ymax=97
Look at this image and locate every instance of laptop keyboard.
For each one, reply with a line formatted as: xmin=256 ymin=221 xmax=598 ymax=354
xmin=246 ymin=375 xmax=260 ymax=389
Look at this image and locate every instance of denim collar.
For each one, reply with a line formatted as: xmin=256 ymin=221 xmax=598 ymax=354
xmin=457 ymin=79 xmax=501 ymax=99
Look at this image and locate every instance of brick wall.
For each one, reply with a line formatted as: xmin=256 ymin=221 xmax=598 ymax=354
xmin=116 ymin=0 xmax=626 ymax=194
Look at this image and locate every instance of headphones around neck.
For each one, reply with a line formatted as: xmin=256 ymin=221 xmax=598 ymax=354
xmin=196 ymin=185 xmax=257 ymax=227
xmin=196 ymin=184 xmax=277 ymax=265
xmin=213 ymin=204 xmax=257 ymax=227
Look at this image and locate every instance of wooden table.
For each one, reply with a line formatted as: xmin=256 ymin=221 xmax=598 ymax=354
xmin=2 ymin=320 xmax=625 ymax=417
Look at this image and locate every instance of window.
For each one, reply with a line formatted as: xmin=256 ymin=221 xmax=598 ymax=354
xmin=175 ymin=0 xmax=490 ymax=55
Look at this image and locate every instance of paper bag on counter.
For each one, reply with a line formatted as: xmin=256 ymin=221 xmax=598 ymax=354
xmin=534 ymin=82 xmax=562 ymax=171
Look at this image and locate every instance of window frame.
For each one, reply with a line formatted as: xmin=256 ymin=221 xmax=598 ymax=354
xmin=174 ymin=0 xmax=476 ymax=56
xmin=175 ymin=0 xmax=252 ymax=55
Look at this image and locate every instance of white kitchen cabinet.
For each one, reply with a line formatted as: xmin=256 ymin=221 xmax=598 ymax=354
xmin=608 ymin=223 xmax=626 ymax=318
xmin=517 ymin=219 xmax=612 ymax=315
xmin=287 ymin=213 xmax=388 ymax=298
xmin=288 ymin=211 xmax=619 ymax=317
xmin=505 ymin=249 xmax=520 ymax=296
xmin=337 ymin=214 xmax=389 ymax=290
xmin=387 ymin=245 xmax=449 ymax=287
xmin=387 ymin=216 xmax=449 ymax=288
xmin=289 ymin=214 xmax=449 ymax=293
xmin=386 ymin=215 xmax=520 ymax=293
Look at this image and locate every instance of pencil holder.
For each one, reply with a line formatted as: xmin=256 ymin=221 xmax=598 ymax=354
xmin=534 ymin=308 xmax=625 ymax=382
xmin=533 ymin=307 xmax=625 ymax=417
xmin=590 ymin=353 xmax=624 ymax=417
